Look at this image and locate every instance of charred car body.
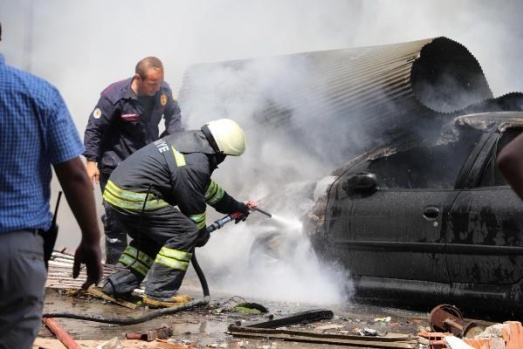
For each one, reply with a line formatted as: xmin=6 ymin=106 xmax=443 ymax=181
xmin=311 ymin=111 xmax=523 ymax=315
xmin=247 ymin=111 xmax=523 ymax=317
xmin=179 ymin=38 xmax=523 ymax=316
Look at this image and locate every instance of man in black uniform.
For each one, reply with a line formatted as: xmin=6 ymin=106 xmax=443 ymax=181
xmin=101 ymin=118 xmax=251 ymax=307
xmin=83 ymin=56 xmax=184 ymax=264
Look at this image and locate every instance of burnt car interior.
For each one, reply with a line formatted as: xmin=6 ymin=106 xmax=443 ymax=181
xmin=367 ymin=139 xmax=477 ymax=190
xmin=362 ymin=124 xmax=523 ymax=191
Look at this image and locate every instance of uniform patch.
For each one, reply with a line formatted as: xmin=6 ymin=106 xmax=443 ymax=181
xmin=160 ymin=94 xmax=167 ymax=106
xmin=93 ymin=108 xmax=102 ymax=119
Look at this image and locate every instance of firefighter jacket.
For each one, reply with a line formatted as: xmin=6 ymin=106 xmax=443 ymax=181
xmin=103 ymin=131 xmax=244 ymax=230
xmin=83 ymin=78 xmax=183 ymax=173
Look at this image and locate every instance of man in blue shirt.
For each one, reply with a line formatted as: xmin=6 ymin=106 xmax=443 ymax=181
xmin=0 ymin=22 xmax=103 ymax=349
xmin=83 ymin=56 xmax=184 ymax=264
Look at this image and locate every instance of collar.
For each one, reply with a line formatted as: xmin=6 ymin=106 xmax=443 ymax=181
xmin=0 ymin=54 xmax=5 ymax=65
xmin=122 ymin=77 xmax=138 ymax=100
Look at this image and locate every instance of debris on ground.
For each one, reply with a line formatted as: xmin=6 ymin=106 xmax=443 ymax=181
xmin=418 ymin=321 xmax=523 ymax=349
xmin=37 ymin=250 xmax=523 ymax=349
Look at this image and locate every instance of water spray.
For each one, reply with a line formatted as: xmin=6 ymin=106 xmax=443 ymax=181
xmin=261 ymin=212 xmax=303 ymax=232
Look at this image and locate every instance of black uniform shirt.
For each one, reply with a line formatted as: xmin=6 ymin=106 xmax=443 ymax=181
xmin=83 ymin=78 xmax=183 ymax=172
xmin=109 ymin=133 xmax=212 ymax=217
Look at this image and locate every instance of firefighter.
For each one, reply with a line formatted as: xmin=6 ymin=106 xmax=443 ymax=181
xmin=101 ymin=118 xmax=250 ymax=307
xmin=83 ymin=57 xmax=184 ymax=264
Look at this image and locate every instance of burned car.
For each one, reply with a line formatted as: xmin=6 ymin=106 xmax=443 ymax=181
xmin=250 ymin=111 xmax=523 ymax=317
xmin=178 ymin=36 xmax=523 ymax=316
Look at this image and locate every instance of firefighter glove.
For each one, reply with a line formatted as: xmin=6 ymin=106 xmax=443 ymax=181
xmin=233 ymin=201 xmax=250 ymax=224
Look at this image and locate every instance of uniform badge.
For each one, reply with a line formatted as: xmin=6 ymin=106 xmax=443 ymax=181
xmin=160 ymin=94 xmax=167 ymax=106
xmin=93 ymin=108 xmax=102 ymax=119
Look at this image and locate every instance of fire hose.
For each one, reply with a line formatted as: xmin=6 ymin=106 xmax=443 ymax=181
xmin=42 ymin=205 xmax=272 ymax=324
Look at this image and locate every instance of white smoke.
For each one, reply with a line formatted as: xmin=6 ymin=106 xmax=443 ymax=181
xmin=196 ymin=176 xmax=352 ymax=305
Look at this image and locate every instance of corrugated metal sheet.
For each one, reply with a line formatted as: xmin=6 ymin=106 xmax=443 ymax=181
xmin=46 ymin=250 xmax=117 ymax=289
xmin=178 ymin=37 xmax=495 ymax=166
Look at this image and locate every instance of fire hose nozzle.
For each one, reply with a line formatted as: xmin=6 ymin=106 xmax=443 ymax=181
xmin=206 ymin=205 xmax=272 ymax=234
xmin=253 ymin=207 xmax=272 ymax=218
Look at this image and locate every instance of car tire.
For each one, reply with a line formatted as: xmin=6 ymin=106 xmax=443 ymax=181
xmin=248 ymin=231 xmax=316 ymax=276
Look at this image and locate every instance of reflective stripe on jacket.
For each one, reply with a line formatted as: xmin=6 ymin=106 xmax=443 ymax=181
xmin=103 ymin=180 xmax=169 ymax=211
xmin=105 ymin=132 xmax=242 ymax=230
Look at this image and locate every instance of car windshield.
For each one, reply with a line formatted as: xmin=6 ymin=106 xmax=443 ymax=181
xmin=366 ymin=125 xmax=483 ymax=189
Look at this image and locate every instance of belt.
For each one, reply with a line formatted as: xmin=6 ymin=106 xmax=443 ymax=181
xmin=0 ymin=228 xmax=42 ymax=236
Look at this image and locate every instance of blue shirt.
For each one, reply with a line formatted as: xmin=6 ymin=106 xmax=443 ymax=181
xmin=0 ymin=54 xmax=84 ymax=233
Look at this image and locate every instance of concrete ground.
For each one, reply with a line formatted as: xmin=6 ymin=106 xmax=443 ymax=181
xmin=35 ymin=251 xmax=501 ymax=349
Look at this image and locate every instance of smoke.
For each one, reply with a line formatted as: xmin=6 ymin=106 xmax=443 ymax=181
xmin=176 ymin=55 xmax=357 ymax=304
xmin=199 ymin=221 xmax=352 ymax=305
xmin=179 ymin=55 xmax=341 ymax=197
xmin=195 ymin=177 xmax=352 ymax=305
xmin=2 ymin=0 xmax=523 ymax=306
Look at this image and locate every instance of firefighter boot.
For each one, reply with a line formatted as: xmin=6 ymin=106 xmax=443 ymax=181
xmin=143 ymin=252 xmax=192 ymax=308
xmin=142 ymin=294 xmax=192 ymax=308
xmin=102 ymin=269 xmax=143 ymax=300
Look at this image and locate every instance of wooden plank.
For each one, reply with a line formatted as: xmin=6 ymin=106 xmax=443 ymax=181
xmin=45 ymin=250 xmax=117 ymax=289
xmin=228 ymin=326 xmax=418 ymax=348
xmin=33 ymin=338 xmax=163 ymax=349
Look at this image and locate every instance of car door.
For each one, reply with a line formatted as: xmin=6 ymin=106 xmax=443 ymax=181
xmin=446 ymin=127 xmax=523 ymax=289
xmin=327 ymin=136 xmax=479 ymax=286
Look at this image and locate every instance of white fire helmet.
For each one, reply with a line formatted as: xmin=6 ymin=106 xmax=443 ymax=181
xmin=202 ymin=118 xmax=246 ymax=156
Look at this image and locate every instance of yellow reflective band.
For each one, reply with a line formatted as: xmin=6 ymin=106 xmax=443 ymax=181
xmin=154 ymin=255 xmax=190 ymax=271
xmin=155 ymin=247 xmax=192 ymax=271
xmin=158 ymin=246 xmax=192 ymax=262
xmin=121 ymin=245 xmax=154 ymax=268
xmin=189 ymin=213 xmax=206 ymax=229
xmin=172 ymin=146 xmax=186 ymax=167
xmin=119 ymin=254 xmax=150 ymax=276
xmin=205 ymin=180 xmax=224 ymax=205
xmin=103 ymin=180 xmax=169 ymax=211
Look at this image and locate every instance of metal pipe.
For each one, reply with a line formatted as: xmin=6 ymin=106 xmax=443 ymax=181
xmin=42 ymin=317 xmax=81 ymax=349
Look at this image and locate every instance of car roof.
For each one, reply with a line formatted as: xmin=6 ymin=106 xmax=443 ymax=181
xmin=453 ymin=111 xmax=523 ymax=132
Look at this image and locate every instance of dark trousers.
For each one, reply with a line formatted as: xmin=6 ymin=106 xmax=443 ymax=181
xmin=107 ymin=204 xmax=202 ymax=299
xmin=100 ymin=172 xmax=128 ymax=264
xmin=0 ymin=230 xmax=46 ymax=349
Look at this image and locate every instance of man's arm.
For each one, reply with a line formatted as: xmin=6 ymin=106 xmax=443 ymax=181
xmin=497 ymin=132 xmax=523 ymax=201
xmin=53 ymin=157 xmax=103 ymax=289
xmin=162 ymin=89 xmax=184 ymax=135
xmin=83 ymin=96 xmax=115 ymax=183
xmin=85 ymin=160 xmax=100 ymax=184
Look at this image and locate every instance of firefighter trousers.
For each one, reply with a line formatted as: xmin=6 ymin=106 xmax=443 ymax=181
xmin=104 ymin=204 xmax=202 ymax=299
xmin=100 ymin=172 xmax=128 ymax=264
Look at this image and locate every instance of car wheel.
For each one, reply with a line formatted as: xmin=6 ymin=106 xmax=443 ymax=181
xmin=248 ymin=231 xmax=315 ymax=276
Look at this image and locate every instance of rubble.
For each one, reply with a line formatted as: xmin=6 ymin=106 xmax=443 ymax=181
xmin=38 ymin=244 xmax=523 ymax=349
